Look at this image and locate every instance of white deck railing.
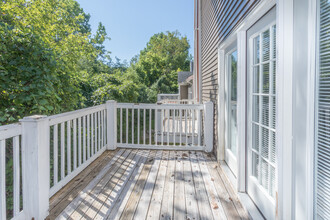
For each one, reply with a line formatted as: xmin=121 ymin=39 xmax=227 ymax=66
xmin=157 ymin=93 xmax=180 ymax=102
xmin=0 ymin=124 xmax=24 ymax=220
xmin=158 ymin=99 xmax=197 ymax=104
xmin=48 ymin=104 xmax=108 ymax=197
xmin=116 ymin=103 xmax=207 ymax=150
xmin=0 ymin=100 xmax=213 ymax=220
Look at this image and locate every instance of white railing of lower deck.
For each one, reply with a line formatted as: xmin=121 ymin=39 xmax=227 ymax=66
xmin=48 ymin=104 xmax=107 ymax=197
xmin=158 ymin=99 xmax=197 ymax=104
xmin=157 ymin=93 xmax=180 ymax=102
xmin=0 ymin=100 xmax=213 ymax=220
xmin=116 ymin=103 xmax=209 ymax=151
xmin=0 ymin=123 xmax=25 ymax=220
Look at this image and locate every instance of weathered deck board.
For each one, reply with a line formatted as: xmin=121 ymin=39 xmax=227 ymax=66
xmin=68 ymin=149 xmax=133 ymax=219
xmin=82 ymin=149 xmax=141 ymax=219
xmin=173 ymin=151 xmax=186 ymax=220
xmin=55 ymin=149 xmax=126 ymax=219
xmin=183 ymin=151 xmax=200 ymax=220
xmin=160 ymin=151 xmax=176 ymax=220
xmin=48 ymin=149 xmax=249 ymax=220
xmin=105 ymin=150 xmax=150 ymax=220
xmin=119 ymin=150 xmax=157 ymax=220
xmin=207 ymin=154 xmax=250 ymax=220
xmin=190 ymin=151 xmax=215 ymax=220
xmin=201 ymin=153 xmax=241 ymax=220
xmin=146 ymin=151 xmax=169 ymax=220
xmin=196 ymin=151 xmax=227 ymax=220
xmin=95 ymin=150 xmax=149 ymax=220
xmin=47 ymin=150 xmax=119 ymax=220
xmin=133 ymin=150 xmax=163 ymax=219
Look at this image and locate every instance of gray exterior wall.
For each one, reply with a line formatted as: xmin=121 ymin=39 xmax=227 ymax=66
xmin=200 ymin=0 xmax=259 ymax=154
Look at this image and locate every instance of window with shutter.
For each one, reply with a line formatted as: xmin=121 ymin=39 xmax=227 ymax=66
xmin=316 ymin=0 xmax=330 ymax=219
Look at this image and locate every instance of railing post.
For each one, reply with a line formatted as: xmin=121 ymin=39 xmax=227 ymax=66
xmin=20 ymin=115 xmax=50 ymax=219
xmin=204 ymin=102 xmax=214 ymax=152
xmin=106 ymin=100 xmax=117 ymax=150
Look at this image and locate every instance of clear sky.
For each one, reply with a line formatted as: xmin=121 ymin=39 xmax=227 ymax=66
xmin=76 ymin=0 xmax=194 ymax=63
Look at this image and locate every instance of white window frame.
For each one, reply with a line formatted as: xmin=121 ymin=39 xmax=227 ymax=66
xmin=247 ymin=21 xmax=277 ymax=220
xmin=219 ymin=42 xmax=239 ymax=178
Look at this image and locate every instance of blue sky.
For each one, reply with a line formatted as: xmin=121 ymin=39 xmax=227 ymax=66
xmin=76 ymin=0 xmax=194 ymax=63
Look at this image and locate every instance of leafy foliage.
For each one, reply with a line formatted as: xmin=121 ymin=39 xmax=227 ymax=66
xmin=0 ymin=0 xmax=103 ymax=123
xmin=133 ymin=31 xmax=191 ymax=102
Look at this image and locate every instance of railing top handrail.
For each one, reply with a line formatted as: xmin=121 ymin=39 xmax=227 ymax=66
xmin=159 ymin=99 xmax=197 ymax=102
xmin=157 ymin=94 xmax=180 ymax=101
xmin=117 ymin=102 xmax=204 ymax=110
xmin=47 ymin=104 xmax=106 ymax=125
xmin=158 ymin=94 xmax=180 ymax=97
xmin=0 ymin=123 xmax=22 ymax=140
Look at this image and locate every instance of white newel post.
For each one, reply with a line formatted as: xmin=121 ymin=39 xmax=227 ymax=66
xmin=204 ymin=102 xmax=214 ymax=152
xmin=20 ymin=115 xmax=50 ymax=219
xmin=106 ymin=100 xmax=117 ymax=150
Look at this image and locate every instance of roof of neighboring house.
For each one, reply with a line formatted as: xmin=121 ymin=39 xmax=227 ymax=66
xmin=178 ymin=71 xmax=193 ymax=84
xmin=185 ymin=75 xmax=193 ymax=84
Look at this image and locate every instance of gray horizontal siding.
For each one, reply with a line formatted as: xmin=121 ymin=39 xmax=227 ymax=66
xmin=200 ymin=0 xmax=259 ymax=155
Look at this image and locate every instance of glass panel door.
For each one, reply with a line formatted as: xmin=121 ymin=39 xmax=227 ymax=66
xmin=246 ymin=7 xmax=276 ymax=220
xmin=225 ymin=50 xmax=238 ymax=176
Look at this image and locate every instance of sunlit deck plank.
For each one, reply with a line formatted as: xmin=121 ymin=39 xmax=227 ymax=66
xmin=105 ymin=150 xmax=151 ymax=220
xmin=146 ymin=151 xmax=169 ymax=220
xmin=118 ymin=150 xmax=157 ymax=220
xmin=55 ymin=149 xmax=126 ymax=219
xmin=173 ymin=151 xmax=186 ymax=220
xmin=190 ymin=151 xmax=215 ymax=220
xmin=159 ymin=151 xmax=176 ymax=220
xmin=134 ymin=150 xmax=163 ymax=219
xmin=208 ymin=154 xmax=250 ymax=220
xmin=183 ymin=151 xmax=200 ymax=220
xmin=95 ymin=150 xmax=149 ymax=220
xmin=202 ymin=152 xmax=243 ymax=220
xmin=48 ymin=149 xmax=249 ymax=220
xmin=47 ymin=150 xmax=118 ymax=220
xmin=82 ymin=149 xmax=141 ymax=219
xmin=69 ymin=149 xmax=135 ymax=219
xmin=196 ymin=151 xmax=227 ymax=220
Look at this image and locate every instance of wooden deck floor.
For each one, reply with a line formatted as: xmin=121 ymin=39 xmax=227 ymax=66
xmin=48 ymin=149 xmax=249 ymax=220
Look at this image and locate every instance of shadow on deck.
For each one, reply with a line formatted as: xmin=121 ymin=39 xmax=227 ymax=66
xmin=47 ymin=149 xmax=249 ymax=220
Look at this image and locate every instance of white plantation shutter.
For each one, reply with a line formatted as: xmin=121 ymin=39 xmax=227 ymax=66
xmin=316 ymin=0 xmax=330 ymax=219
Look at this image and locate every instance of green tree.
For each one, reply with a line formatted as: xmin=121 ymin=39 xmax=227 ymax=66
xmin=90 ymin=68 xmax=140 ymax=104
xmin=133 ymin=31 xmax=191 ymax=102
xmin=0 ymin=0 xmax=110 ymax=123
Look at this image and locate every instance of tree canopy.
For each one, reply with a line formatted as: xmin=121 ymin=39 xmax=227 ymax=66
xmin=0 ymin=0 xmax=103 ymax=123
xmin=134 ymin=31 xmax=191 ymax=102
xmin=0 ymin=0 xmax=192 ymax=125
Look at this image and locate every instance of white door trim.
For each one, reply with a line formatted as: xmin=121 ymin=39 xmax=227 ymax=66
xmin=277 ymin=0 xmax=294 ymax=219
xmin=225 ymin=47 xmax=238 ymax=177
xmin=237 ymin=31 xmax=247 ymax=192
xmin=307 ymin=0 xmax=318 ymax=219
